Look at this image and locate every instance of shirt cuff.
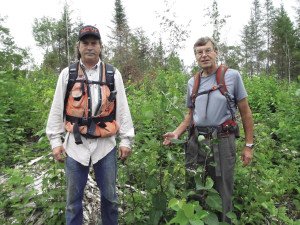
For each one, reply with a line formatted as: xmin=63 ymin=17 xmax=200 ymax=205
xmin=50 ymin=138 xmax=63 ymax=150
xmin=119 ymin=138 xmax=134 ymax=150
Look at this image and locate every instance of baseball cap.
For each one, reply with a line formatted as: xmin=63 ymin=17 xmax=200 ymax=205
xmin=78 ymin=25 xmax=101 ymax=40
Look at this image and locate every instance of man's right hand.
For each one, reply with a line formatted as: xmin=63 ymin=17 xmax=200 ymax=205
xmin=162 ymin=132 xmax=178 ymax=146
xmin=52 ymin=146 xmax=66 ymax=162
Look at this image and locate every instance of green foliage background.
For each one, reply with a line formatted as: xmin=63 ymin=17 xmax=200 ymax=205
xmin=0 ymin=61 xmax=299 ymax=224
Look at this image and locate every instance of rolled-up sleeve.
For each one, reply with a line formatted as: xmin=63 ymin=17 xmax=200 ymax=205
xmin=46 ymin=68 xmax=69 ymax=149
xmin=114 ymin=69 xmax=135 ymax=149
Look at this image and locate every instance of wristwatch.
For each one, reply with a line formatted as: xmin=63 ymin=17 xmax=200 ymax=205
xmin=245 ymin=143 xmax=254 ymax=149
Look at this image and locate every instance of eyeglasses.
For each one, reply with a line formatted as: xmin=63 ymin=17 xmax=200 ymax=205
xmin=195 ymin=48 xmax=214 ymax=57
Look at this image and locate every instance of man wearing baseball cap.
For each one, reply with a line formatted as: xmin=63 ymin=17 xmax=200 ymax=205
xmin=46 ymin=25 xmax=134 ymax=225
xmin=78 ymin=25 xmax=101 ymax=40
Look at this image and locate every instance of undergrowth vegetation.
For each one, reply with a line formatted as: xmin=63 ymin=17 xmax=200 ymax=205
xmin=0 ymin=66 xmax=299 ymax=224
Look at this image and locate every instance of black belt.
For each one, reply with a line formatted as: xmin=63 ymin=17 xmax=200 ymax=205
xmin=196 ymin=126 xmax=222 ymax=135
xmin=196 ymin=120 xmax=237 ymax=137
xmin=65 ymin=114 xmax=115 ymax=126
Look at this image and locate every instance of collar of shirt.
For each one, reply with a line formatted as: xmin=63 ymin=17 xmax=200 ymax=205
xmin=79 ymin=59 xmax=102 ymax=81
xmin=79 ymin=59 xmax=101 ymax=70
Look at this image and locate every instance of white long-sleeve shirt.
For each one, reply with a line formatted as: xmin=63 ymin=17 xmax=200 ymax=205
xmin=46 ymin=60 xmax=134 ymax=166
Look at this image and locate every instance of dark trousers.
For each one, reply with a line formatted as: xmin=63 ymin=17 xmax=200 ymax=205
xmin=185 ymin=131 xmax=236 ymax=223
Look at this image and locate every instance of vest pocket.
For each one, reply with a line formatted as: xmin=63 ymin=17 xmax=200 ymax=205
xmin=95 ymin=120 xmax=119 ymax=137
xmin=71 ymin=83 xmax=83 ymax=107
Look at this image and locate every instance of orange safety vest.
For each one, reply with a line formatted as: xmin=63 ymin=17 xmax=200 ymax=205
xmin=64 ymin=62 xmax=119 ymax=144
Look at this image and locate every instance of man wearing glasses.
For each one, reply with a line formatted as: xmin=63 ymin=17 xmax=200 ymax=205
xmin=163 ymin=37 xmax=254 ymax=223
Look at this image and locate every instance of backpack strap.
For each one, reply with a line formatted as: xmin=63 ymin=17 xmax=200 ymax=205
xmin=216 ymin=64 xmax=237 ymax=120
xmin=191 ymin=71 xmax=201 ymax=107
xmin=94 ymin=62 xmax=116 ymax=115
xmin=188 ymin=71 xmax=201 ymax=134
xmin=105 ymin=63 xmax=116 ymax=120
xmin=105 ymin=63 xmax=115 ymax=91
xmin=63 ymin=62 xmax=79 ymax=117
xmin=216 ymin=64 xmax=228 ymax=95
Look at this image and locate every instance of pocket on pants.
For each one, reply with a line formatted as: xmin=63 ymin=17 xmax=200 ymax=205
xmin=219 ymin=134 xmax=236 ymax=160
xmin=185 ymin=133 xmax=203 ymax=169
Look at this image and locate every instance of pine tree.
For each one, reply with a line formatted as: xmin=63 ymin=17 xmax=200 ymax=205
xmin=111 ymin=0 xmax=130 ymax=48
xmin=241 ymin=0 xmax=265 ymax=76
xmin=296 ymin=0 xmax=300 ymax=38
xmin=294 ymin=0 xmax=300 ymax=78
xmin=262 ymin=0 xmax=276 ymax=75
xmin=241 ymin=22 xmax=255 ymax=76
xmin=252 ymin=0 xmax=265 ymax=75
xmin=109 ymin=0 xmax=132 ymax=80
xmin=271 ymin=5 xmax=297 ymax=82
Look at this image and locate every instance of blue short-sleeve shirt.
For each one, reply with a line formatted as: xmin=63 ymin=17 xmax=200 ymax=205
xmin=186 ymin=68 xmax=247 ymax=127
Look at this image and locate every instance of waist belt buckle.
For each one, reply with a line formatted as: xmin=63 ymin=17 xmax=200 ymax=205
xmin=222 ymin=124 xmax=230 ymax=132
xmin=81 ymin=117 xmax=91 ymax=126
xmin=219 ymin=123 xmax=235 ymax=136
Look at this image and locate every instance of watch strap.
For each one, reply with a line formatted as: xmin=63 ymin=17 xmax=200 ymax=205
xmin=245 ymin=143 xmax=254 ymax=149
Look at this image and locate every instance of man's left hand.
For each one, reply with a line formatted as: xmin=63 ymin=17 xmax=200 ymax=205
xmin=119 ymin=146 xmax=131 ymax=161
xmin=241 ymin=147 xmax=253 ymax=166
